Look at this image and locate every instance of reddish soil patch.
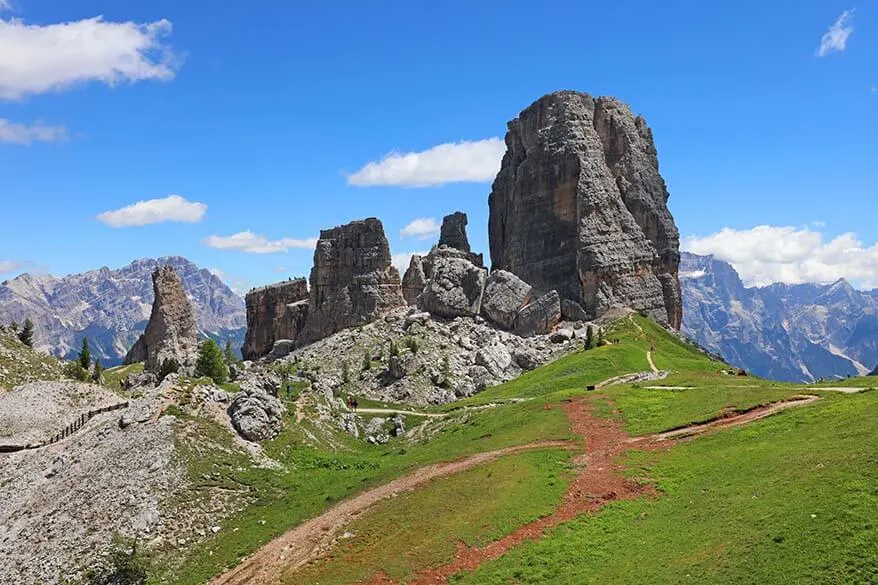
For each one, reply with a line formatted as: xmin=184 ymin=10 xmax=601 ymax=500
xmin=361 ymin=398 xmax=672 ymax=585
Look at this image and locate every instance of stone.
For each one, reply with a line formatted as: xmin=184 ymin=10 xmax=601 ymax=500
xmin=475 ymin=344 xmax=512 ymax=377
xmin=402 ymin=255 xmax=427 ymax=305
xmin=388 ymin=353 xmax=417 ymax=380
xmin=391 ymin=414 xmax=406 ymax=436
xmin=481 ymin=270 xmax=533 ymax=329
xmin=124 ymin=266 xmax=199 ymax=373
xmin=227 ymin=388 xmax=286 ymax=442
xmin=550 ymin=328 xmax=574 ymax=343
xmin=298 ymin=218 xmax=406 ymax=346
xmin=511 ymin=347 xmax=541 ymax=371
xmin=266 ymin=339 xmax=294 ymax=361
xmin=488 ymin=91 xmax=682 ymax=329
xmin=242 ymin=279 xmax=309 ymax=360
xmin=514 ymin=290 xmax=561 ymax=338
xmin=561 ymin=299 xmax=589 ymax=322
xmin=418 ymin=256 xmax=487 ymax=318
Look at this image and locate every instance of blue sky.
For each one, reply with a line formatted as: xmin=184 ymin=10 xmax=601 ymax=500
xmin=1 ymin=0 xmax=876 ymax=292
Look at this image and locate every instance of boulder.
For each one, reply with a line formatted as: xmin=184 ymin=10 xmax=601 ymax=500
xmin=242 ymin=279 xmax=309 ymax=360
xmin=418 ymin=256 xmax=487 ymax=318
xmin=227 ymin=388 xmax=286 ymax=442
xmin=550 ymin=328 xmax=574 ymax=343
xmin=391 ymin=414 xmax=406 ymax=436
xmin=488 ymin=91 xmax=682 ymax=329
xmin=475 ymin=344 xmax=512 ymax=377
xmin=511 ymin=347 xmax=541 ymax=371
xmin=388 ymin=353 xmax=417 ymax=380
xmin=298 ymin=218 xmax=406 ymax=346
xmin=514 ymin=290 xmax=561 ymax=338
xmin=481 ymin=270 xmax=532 ymax=329
xmin=266 ymin=339 xmax=294 ymax=361
xmin=561 ymin=299 xmax=589 ymax=322
xmin=124 ymin=266 xmax=198 ymax=373
xmin=402 ymin=255 xmax=427 ymax=305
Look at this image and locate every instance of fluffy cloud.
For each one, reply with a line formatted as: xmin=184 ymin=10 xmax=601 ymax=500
xmin=392 ymin=251 xmax=428 ymax=272
xmin=204 ymin=231 xmax=318 ymax=254
xmin=0 ymin=16 xmax=178 ymax=100
xmin=0 ymin=260 xmax=25 ymax=274
xmin=348 ymin=137 xmax=506 ymax=187
xmin=401 ymin=217 xmax=440 ymax=239
xmin=816 ymin=9 xmax=855 ymax=57
xmin=0 ymin=1 xmax=12 ymax=13
xmin=683 ymin=225 xmax=878 ymax=288
xmin=0 ymin=118 xmax=67 ymax=144
xmin=97 ymin=195 xmax=207 ymax=227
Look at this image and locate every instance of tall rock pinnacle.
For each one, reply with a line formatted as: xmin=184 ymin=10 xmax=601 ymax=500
xmin=488 ymin=91 xmax=682 ymax=328
xmin=124 ymin=266 xmax=199 ymax=371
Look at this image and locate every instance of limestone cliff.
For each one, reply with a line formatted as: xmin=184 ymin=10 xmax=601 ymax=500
xmin=124 ymin=266 xmax=198 ymax=371
xmin=488 ymin=90 xmax=682 ymax=328
xmin=297 ymin=218 xmax=405 ymax=346
xmin=242 ymin=279 xmax=309 ymax=360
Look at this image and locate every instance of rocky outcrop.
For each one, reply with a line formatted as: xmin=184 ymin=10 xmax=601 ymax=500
xmin=227 ymin=388 xmax=285 ymax=442
xmin=489 ymin=91 xmax=682 ymax=329
xmin=297 ymin=218 xmax=405 ymax=346
xmin=124 ymin=266 xmax=198 ymax=372
xmin=242 ymin=279 xmax=309 ymax=360
xmin=402 ymin=254 xmax=427 ymax=305
xmin=514 ymin=290 xmax=561 ymax=337
xmin=481 ymin=270 xmax=532 ymax=329
xmin=419 ymin=254 xmax=487 ymax=318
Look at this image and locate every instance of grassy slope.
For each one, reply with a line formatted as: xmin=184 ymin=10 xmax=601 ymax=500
xmin=0 ymin=330 xmax=64 ymax=389
xmin=157 ymin=314 xmax=878 ymax=584
xmin=454 ymin=391 xmax=878 ymax=585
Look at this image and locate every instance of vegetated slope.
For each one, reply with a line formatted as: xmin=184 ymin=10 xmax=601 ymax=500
xmin=0 ymin=327 xmax=63 ymax=389
xmin=0 ymin=256 xmax=246 ymax=366
xmin=169 ymin=314 xmax=869 ymax=585
xmin=681 ymin=251 xmax=878 ymax=382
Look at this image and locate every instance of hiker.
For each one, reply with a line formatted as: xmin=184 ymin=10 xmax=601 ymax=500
xmin=352 ymin=397 xmax=359 ymax=412
xmin=347 ymin=396 xmax=353 ymax=410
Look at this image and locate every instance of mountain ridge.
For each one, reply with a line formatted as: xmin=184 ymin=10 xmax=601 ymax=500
xmin=0 ymin=256 xmax=246 ymax=365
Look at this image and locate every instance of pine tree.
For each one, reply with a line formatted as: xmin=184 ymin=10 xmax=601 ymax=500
xmin=597 ymin=327 xmax=605 ymax=347
xmin=18 ymin=318 xmax=34 ymax=347
xmin=92 ymin=360 xmax=104 ymax=384
xmin=223 ymin=339 xmax=237 ymax=364
xmin=195 ymin=339 xmax=229 ymax=384
xmin=79 ymin=337 xmax=91 ymax=370
xmin=585 ymin=325 xmax=595 ymax=350
xmin=341 ymin=360 xmax=351 ymax=384
xmin=362 ymin=349 xmax=372 ymax=371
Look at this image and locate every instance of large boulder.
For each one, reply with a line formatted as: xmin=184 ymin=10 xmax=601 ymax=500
xmin=124 ymin=266 xmax=198 ymax=373
xmin=242 ymin=279 xmax=309 ymax=360
xmin=227 ymin=388 xmax=286 ymax=442
xmin=418 ymin=256 xmax=487 ymax=318
xmin=489 ymin=91 xmax=682 ymax=329
xmin=297 ymin=218 xmax=406 ymax=346
xmin=514 ymin=290 xmax=561 ymax=337
xmin=481 ymin=270 xmax=532 ymax=329
xmin=401 ymin=254 xmax=427 ymax=306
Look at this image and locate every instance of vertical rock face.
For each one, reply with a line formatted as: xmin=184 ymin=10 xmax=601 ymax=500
xmin=297 ymin=218 xmax=405 ymax=346
xmin=124 ymin=266 xmax=198 ymax=371
xmin=242 ymin=279 xmax=309 ymax=360
xmin=488 ymin=91 xmax=682 ymax=329
xmin=439 ymin=211 xmax=472 ymax=253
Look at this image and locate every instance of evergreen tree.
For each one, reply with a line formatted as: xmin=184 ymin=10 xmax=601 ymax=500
xmin=18 ymin=318 xmax=34 ymax=347
xmin=341 ymin=360 xmax=351 ymax=384
xmin=597 ymin=327 xmax=606 ymax=347
xmin=92 ymin=360 xmax=104 ymax=384
xmin=79 ymin=337 xmax=91 ymax=370
xmin=223 ymin=339 xmax=238 ymax=364
xmin=585 ymin=325 xmax=595 ymax=350
xmin=195 ymin=339 xmax=229 ymax=384
xmin=362 ymin=348 xmax=372 ymax=371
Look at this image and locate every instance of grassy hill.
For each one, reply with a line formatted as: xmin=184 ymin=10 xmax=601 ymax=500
xmin=150 ymin=314 xmax=876 ymax=585
xmin=0 ymin=327 xmax=64 ymax=390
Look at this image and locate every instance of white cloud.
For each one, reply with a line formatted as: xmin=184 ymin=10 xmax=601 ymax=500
xmin=401 ymin=217 xmax=440 ymax=239
xmin=204 ymin=231 xmax=318 ymax=254
xmin=816 ymin=9 xmax=855 ymax=57
xmin=0 ymin=16 xmax=179 ymax=100
xmin=0 ymin=118 xmax=68 ymax=144
xmin=679 ymin=270 xmax=706 ymax=279
xmin=683 ymin=225 xmax=878 ymax=288
xmin=348 ymin=137 xmax=506 ymax=187
xmin=0 ymin=1 xmax=13 ymax=13
xmin=97 ymin=195 xmax=207 ymax=227
xmin=391 ymin=251 xmax=429 ymax=273
xmin=0 ymin=259 xmax=25 ymax=274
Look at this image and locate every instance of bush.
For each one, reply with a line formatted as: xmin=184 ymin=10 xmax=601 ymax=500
xmin=341 ymin=360 xmax=351 ymax=384
xmin=85 ymin=535 xmax=149 ymax=585
xmin=362 ymin=349 xmax=372 ymax=371
xmin=92 ymin=360 xmax=104 ymax=384
xmin=18 ymin=318 xmax=34 ymax=347
xmin=194 ymin=340 xmax=229 ymax=384
xmin=585 ymin=326 xmax=595 ymax=350
xmin=158 ymin=358 xmax=179 ymax=382
xmin=65 ymin=361 xmax=90 ymax=382
xmin=404 ymin=336 xmax=419 ymax=354
xmin=389 ymin=340 xmax=400 ymax=357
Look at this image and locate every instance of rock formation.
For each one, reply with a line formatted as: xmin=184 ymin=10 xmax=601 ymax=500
xmin=488 ymin=91 xmax=682 ymax=329
xmin=481 ymin=270 xmax=532 ymax=329
xmin=124 ymin=266 xmax=198 ymax=372
xmin=514 ymin=290 xmax=561 ymax=338
xmin=419 ymin=254 xmax=487 ymax=318
xmin=242 ymin=279 xmax=309 ymax=360
xmin=402 ymin=254 xmax=428 ymax=305
xmin=297 ymin=218 xmax=406 ymax=346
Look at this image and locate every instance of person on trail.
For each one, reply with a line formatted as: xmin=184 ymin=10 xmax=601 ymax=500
xmin=347 ymin=396 xmax=353 ymax=410
xmin=352 ymin=397 xmax=359 ymax=412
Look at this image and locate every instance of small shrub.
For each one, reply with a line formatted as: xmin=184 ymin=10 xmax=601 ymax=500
xmin=362 ymin=349 xmax=372 ymax=371
xmin=440 ymin=354 xmax=452 ymax=389
xmin=84 ymin=534 xmax=149 ymax=585
xmin=389 ymin=340 xmax=400 ymax=358
xmin=585 ymin=326 xmax=595 ymax=351
xmin=92 ymin=360 xmax=104 ymax=384
xmin=341 ymin=360 xmax=351 ymax=384
xmin=194 ymin=339 xmax=229 ymax=384
xmin=405 ymin=336 xmax=419 ymax=354
xmin=65 ymin=361 xmax=90 ymax=382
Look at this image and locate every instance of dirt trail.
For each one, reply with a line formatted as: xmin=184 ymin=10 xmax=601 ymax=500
xmin=207 ymin=440 xmax=576 ymax=585
xmin=353 ymin=408 xmax=445 ymax=419
xmin=646 ymin=350 xmax=658 ymax=373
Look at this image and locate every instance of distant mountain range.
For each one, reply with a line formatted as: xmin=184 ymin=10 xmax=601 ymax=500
xmin=0 ymin=257 xmax=246 ymax=366
xmin=681 ymin=251 xmax=878 ymax=382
